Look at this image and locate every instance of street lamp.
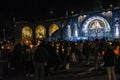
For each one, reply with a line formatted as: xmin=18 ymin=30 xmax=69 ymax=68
xmin=109 ymin=4 xmax=113 ymax=8
xmin=71 ymin=11 xmax=74 ymax=14
xmin=50 ymin=10 xmax=53 ymax=14
xmin=71 ymin=11 xmax=74 ymax=17
xmin=49 ymin=10 xmax=53 ymax=18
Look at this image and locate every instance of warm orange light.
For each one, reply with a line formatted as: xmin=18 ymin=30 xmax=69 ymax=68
xmin=1 ymin=46 xmax=4 ymax=49
xmin=114 ymin=49 xmax=119 ymax=55
xmin=101 ymin=51 xmax=105 ymax=55
xmin=29 ymin=44 xmax=33 ymax=49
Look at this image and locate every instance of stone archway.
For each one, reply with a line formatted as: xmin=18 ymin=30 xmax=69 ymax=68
xmin=22 ymin=26 xmax=33 ymax=42
xmin=35 ymin=25 xmax=46 ymax=40
xmin=81 ymin=15 xmax=111 ymax=39
xmin=49 ymin=24 xmax=59 ymax=36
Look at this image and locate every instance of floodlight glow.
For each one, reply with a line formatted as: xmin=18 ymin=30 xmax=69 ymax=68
xmin=74 ymin=23 xmax=78 ymax=37
xmin=114 ymin=22 xmax=120 ymax=38
xmin=67 ymin=25 xmax=71 ymax=38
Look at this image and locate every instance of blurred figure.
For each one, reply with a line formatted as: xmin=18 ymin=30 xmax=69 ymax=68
xmin=82 ymin=41 xmax=90 ymax=65
xmin=103 ymin=44 xmax=117 ymax=80
xmin=65 ymin=43 xmax=71 ymax=70
xmin=45 ymin=42 xmax=60 ymax=73
xmin=24 ymin=44 xmax=34 ymax=77
xmin=0 ymin=45 xmax=9 ymax=78
xmin=11 ymin=42 xmax=22 ymax=71
xmin=94 ymin=40 xmax=100 ymax=70
xmin=34 ymin=40 xmax=48 ymax=80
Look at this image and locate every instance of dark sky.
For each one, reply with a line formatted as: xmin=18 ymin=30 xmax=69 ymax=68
xmin=0 ymin=0 xmax=119 ymax=21
xmin=0 ymin=0 xmax=95 ymax=20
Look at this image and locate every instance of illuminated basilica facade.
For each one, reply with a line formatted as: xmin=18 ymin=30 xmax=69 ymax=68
xmin=14 ymin=7 xmax=120 ymax=42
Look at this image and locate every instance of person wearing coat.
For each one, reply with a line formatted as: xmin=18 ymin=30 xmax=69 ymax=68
xmin=34 ymin=40 xmax=48 ymax=80
xmin=103 ymin=44 xmax=117 ymax=80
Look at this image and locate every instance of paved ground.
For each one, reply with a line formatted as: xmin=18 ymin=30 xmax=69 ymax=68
xmin=1 ymin=61 xmax=120 ymax=80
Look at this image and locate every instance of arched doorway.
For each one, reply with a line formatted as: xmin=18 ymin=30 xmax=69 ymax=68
xmin=22 ymin=26 xmax=33 ymax=44
xmin=81 ymin=15 xmax=111 ymax=40
xmin=49 ymin=24 xmax=59 ymax=36
xmin=35 ymin=25 xmax=46 ymax=40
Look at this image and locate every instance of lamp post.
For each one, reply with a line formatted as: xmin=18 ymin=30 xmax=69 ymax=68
xmin=13 ymin=17 xmax=16 ymax=41
xmin=3 ymin=28 xmax=5 ymax=41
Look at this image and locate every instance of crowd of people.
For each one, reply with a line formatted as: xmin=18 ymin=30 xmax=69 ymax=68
xmin=0 ymin=38 xmax=120 ymax=80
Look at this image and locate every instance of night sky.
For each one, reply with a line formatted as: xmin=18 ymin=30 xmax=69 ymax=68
xmin=0 ymin=0 xmax=119 ymax=27
xmin=0 ymin=0 xmax=119 ymax=21
xmin=0 ymin=0 xmax=94 ymax=20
